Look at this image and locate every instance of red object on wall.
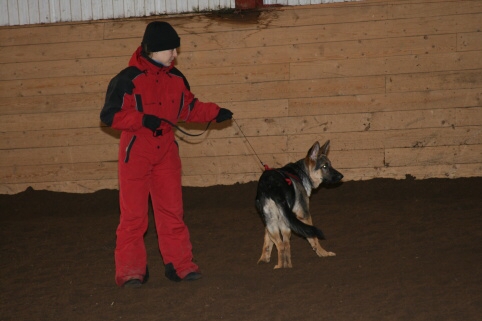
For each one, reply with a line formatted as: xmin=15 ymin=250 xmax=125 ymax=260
xmin=235 ymin=0 xmax=264 ymax=10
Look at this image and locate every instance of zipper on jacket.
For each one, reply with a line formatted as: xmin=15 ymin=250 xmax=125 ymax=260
xmin=177 ymin=92 xmax=185 ymax=119
xmin=124 ymin=135 xmax=136 ymax=163
xmin=135 ymin=94 xmax=143 ymax=112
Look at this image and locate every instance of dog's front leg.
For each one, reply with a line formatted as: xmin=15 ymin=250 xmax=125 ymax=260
xmin=300 ymin=216 xmax=336 ymax=257
xmin=306 ymin=237 xmax=336 ymax=257
xmin=257 ymin=229 xmax=273 ymax=264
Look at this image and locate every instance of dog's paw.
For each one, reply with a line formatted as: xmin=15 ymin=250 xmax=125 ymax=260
xmin=316 ymin=250 xmax=336 ymax=257
xmin=257 ymin=257 xmax=270 ymax=264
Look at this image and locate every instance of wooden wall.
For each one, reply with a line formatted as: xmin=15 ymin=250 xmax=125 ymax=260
xmin=0 ymin=0 xmax=481 ymax=194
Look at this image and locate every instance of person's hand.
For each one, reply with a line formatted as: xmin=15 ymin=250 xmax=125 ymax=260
xmin=142 ymin=114 xmax=162 ymax=131
xmin=216 ymin=108 xmax=233 ymax=123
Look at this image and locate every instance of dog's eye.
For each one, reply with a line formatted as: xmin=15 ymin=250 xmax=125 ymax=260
xmin=322 ymin=164 xmax=328 ymax=169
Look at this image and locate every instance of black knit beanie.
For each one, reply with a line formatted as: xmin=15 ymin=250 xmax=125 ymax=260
xmin=141 ymin=21 xmax=180 ymax=52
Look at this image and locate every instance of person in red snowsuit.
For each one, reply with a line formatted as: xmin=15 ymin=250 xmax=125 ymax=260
xmin=100 ymin=21 xmax=233 ymax=288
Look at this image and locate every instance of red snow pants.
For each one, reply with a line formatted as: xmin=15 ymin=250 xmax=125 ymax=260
xmin=114 ymin=129 xmax=199 ymax=286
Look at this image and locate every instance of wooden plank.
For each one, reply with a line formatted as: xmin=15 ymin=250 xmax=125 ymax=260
xmin=291 ymin=51 xmax=482 ymax=80
xmin=0 ymin=74 xmax=111 ymax=98
xmin=458 ymin=32 xmax=482 ymax=52
xmin=177 ymin=135 xmax=288 ymax=157
xmin=368 ymin=108 xmax=456 ymax=131
xmin=185 ymin=149 xmax=383 ymax=175
xmin=195 ymin=76 xmax=386 ymax=103
xmin=0 ymin=127 xmax=120 ymax=149
xmin=340 ymin=163 xmax=482 ymax=181
xmin=182 ymin=172 xmax=261 ymax=188
xmin=288 ymin=88 xmax=482 ymax=115
xmin=0 ymin=22 xmax=105 ymax=46
xmin=286 ymin=126 xmax=482 ymax=152
xmin=262 ymin=2 xmax=388 ymax=27
xmin=215 ymin=110 xmax=470 ymax=144
xmin=230 ymin=108 xmax=457 ymax=137
xmin=386 ymin=13 xmax=482 ymax=38
xmin=0 ymin=92 xmax=105 ymax=116
xmin=0 ymin=144 xmax=119 ymax=167
xmin=184 ymin=63 xmax=290 ymax=86
xmin=0 ymin=55 xmax=127 ymax=81
xmin=182 ymin=154 xmax=290 ymax=175
xmin=0 ymin=179 xmax=120 ymax=194
xmin=385 ymin=144 xmax=482 ymax=167
xmin=0 ymin=161 xmax=118 ymax=184
xmin=0 ymin=38 xmax=138 ymax=64
xmin=456 ymin=107 xmax=482 ymax=126
xmin=221 ymin=99 xmax=289 ymax=119
xmin=386 ymin=69 xmax=482 ymax=93
xmin=0 ymin=110 xmax=102 ymax=132
xmin=387 ymin=0 xmax=482 ymax=19
xmin=320 ymin=34 xmax=457 ymax=60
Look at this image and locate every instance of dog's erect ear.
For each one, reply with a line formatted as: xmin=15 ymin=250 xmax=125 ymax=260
xmin=321 ymin=140 xmax=330 ymax=155
xmin=308 ymin=141 xmax=321 ymax=161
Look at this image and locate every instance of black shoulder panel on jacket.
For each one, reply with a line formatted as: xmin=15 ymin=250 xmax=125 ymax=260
xmin=169 ymin=67 xmax=190 ymax=90
xmin=100 ymin=67 xmax=143 ymax=126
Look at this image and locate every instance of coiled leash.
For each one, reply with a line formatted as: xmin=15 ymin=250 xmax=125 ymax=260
xmin=154 ymin=118 xmax=213 ymax=137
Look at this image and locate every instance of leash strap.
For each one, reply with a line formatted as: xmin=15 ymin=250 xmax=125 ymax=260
xmin=156 ymin=118 xmax=213 ymax=137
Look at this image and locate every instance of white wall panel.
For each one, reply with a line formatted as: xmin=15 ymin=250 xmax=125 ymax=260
xmin=59 ymin=0 xmax=70 ymax=21
xmin=18 ymin=0 xmax=29 ymax=25
xmin=0 ymin=0 xmax=355 ymax=26
xmin=7 ymin=0 xmax=19 ymax=25
xmin=80 ymin=0 xmax=92 ymax=21
xmin=112 ymin=0 xmax=123 ymax=18
xmin=27 ymin=0 xmax=40 ymax=24
xmin=0 ymin=0 xmax=7 ymax=25
xmin=38 ymin=0 xmax=50 ymax=23
xmin=49 ymin=0 xmax=61 ymax=24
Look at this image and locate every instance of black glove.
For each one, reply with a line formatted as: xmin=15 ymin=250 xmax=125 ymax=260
xmin=216 ymin=108 xmax=233 ymax=123
xmin=142 ymin=114 xmax=162 ymax=131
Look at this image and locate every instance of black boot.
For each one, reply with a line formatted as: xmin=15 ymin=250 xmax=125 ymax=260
xmin=164 ymin=263 xmax=182 ymax=282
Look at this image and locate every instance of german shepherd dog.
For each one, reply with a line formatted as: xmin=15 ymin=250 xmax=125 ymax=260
xmin=255 ymin=141 xmax=343 ymax=268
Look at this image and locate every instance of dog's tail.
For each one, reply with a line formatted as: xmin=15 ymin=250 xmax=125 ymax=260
xmin=283 ymin=206 xmax=325 ymax=240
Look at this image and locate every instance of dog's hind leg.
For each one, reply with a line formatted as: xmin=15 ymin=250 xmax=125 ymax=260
xmin=300 ymin=216 xmax=336 ymax=257
xmin=258 ymin=229 xmax=273 ymax=264
xmin=269 ymin=227 xmax=292 ymax=269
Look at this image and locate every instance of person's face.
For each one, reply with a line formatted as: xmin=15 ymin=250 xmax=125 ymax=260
xmin=151 ymin=48 xmax=177 ymax=66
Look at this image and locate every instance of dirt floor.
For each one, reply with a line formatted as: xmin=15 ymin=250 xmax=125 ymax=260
xmin=1 ymin=177 xmax=481 ymax=321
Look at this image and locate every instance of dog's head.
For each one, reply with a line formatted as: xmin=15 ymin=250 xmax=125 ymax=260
xmin=305 ymin=140 xmax=344 ymax=188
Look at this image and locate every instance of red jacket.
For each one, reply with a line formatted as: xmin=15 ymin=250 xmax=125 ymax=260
xmin=101 ymin=46 xmax=220 ymax=135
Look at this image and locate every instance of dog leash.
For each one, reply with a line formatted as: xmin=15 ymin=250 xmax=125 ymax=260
xmin=233 ymin=118 xmax=303 ymax=187
xmin=233 ymin=118 xmax=269 ymax=171
xmin=157 ymin=118 xmax=213 ymax=137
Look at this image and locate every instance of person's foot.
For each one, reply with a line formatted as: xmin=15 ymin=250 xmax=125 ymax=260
xmin=165 ymin=263 xmax=182 ymax=282
xmin=165 ymin=263 xmax=202 ymax=282
xmin=122 ymin=279 xmax=142 ymax=288
xmin=183 ymin=272 xmax=202 ymax=281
